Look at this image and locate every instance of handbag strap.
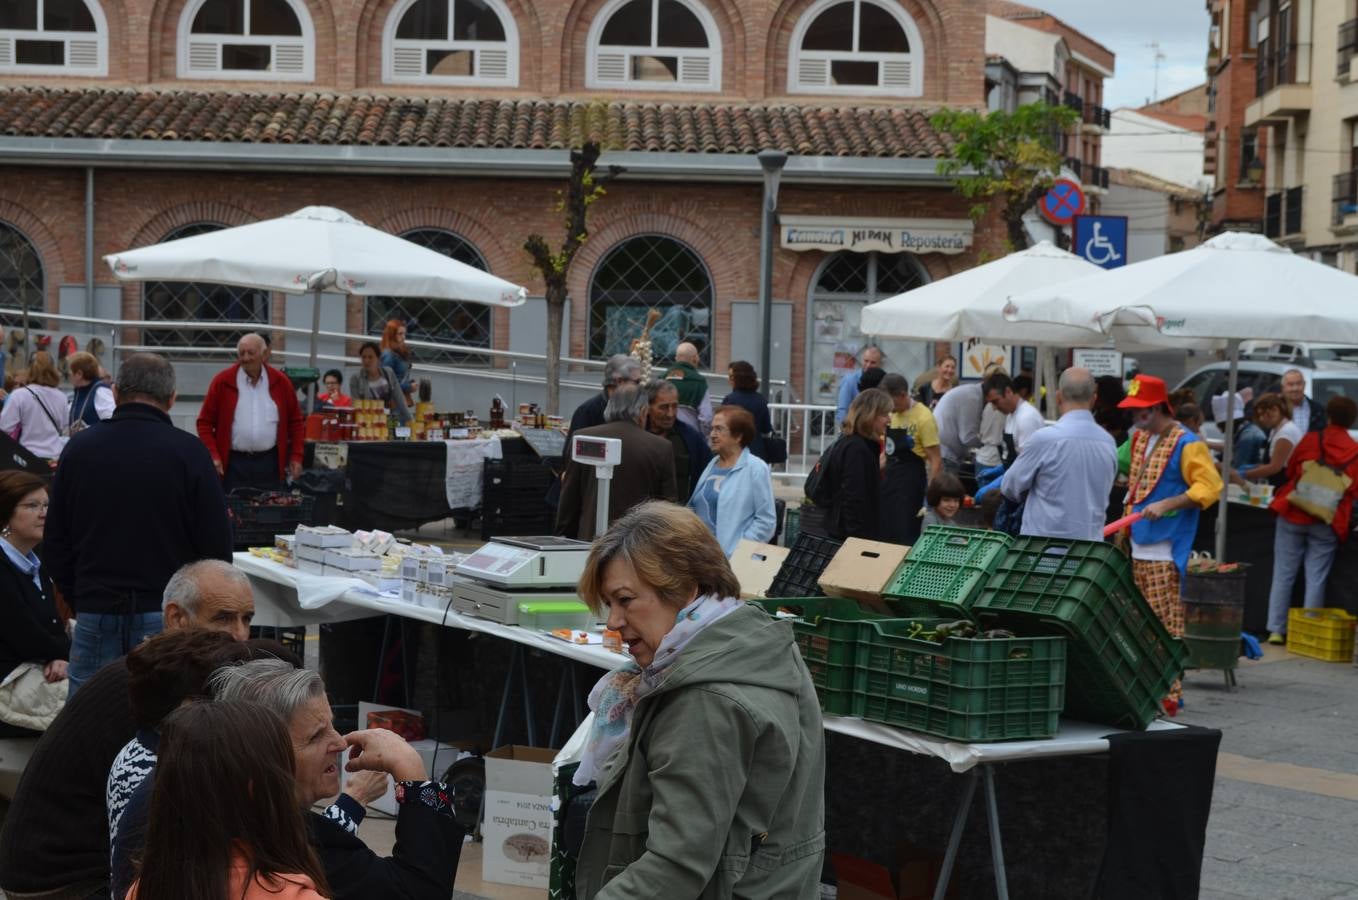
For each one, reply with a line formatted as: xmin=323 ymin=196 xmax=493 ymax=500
xmin=24 ymin=387 xmax=64 ymax=436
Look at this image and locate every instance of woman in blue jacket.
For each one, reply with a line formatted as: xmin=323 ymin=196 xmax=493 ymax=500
xmin=688 ymin=406 xmax=777 ymax=555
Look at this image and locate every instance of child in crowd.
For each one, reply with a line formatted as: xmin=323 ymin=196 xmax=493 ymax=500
xmin=922 ymin=472 xmax=967 ymax=529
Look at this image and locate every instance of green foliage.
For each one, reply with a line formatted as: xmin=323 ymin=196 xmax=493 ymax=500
xmin=931 ymin=102 xmax=1080 ymax=250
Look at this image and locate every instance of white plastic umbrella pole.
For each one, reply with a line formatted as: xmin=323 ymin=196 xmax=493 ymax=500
xmin=307 ymin=286 xmax=322 ymax=415
xmin=1217 ymin=340 xmax=1240 ymax=561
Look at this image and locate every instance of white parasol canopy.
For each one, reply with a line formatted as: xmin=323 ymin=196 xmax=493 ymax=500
xmin=105 ymin=205 xmax=527 ymax=308
xmin=1004 ymin=231 xmax=1358 ymax=558
xmin=1002 ymin=231 xmax=1358 ymax=347
xmin=860 ymin=241 xmax=1107 ymax=345
xmin=105 ymin=205 xmax=528 ymax=410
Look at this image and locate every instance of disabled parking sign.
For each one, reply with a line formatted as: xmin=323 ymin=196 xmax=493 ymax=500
xmin=1073 ymin=215 xmax=1128 ymax=269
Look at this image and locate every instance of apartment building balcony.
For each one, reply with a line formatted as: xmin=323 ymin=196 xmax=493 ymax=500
xmin=1339 ymin=18 xmax=1358 ymax=82
xmin=1081 ymin=103 xmax=1111 ymax=134
xmin=1063 ymin=90 xmax=1084 ymax=115
xmin=1332 ymin=171 xmax=1358 ymax=235
xmin=1246 ymin=40 xmax=1311 ymax=125
xmin=1264 ymin=187 xmax=1303 ymax=239
xmin=1064 ymin=156 xmax=1082 ymax=179
xmin=1084 ymin=165 xmax=1110 ymax=195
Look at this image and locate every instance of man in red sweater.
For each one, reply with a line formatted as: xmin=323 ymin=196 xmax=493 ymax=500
xmin=196 ymin=333 xmax=304 ymax=492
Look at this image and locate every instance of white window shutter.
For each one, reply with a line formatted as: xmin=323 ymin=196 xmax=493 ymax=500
xmin=678 ymin=54 xmax=710 ymax=85
xmin=273 ymin=43 xmax=305 ymax=74
xmin=479 ymin=48 xmax=509 ymax=80
xmin=392 ymin=45 xmax=423 ymax=77
xmin=188 ymin=42 xmax=220 ymax=72
xmin=595 ymin=52 xmax=627 ymax=83
xmin=881 ymin=59 xmax=912 ymax=89
xmin=797 ymin=57 xmax=828 ymax=88
xmin=67 ymin=39 xmax=100 ymax=68
xmin=0 ymin=38 xmax=12 ymax=67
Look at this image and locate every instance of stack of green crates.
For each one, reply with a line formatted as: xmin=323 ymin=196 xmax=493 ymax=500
xmin=883 ymin=525 xmax=1014 ymax=618
xmin=973 ymin=537 xmax=1188 ymax=730
xmin=752 ymin=597 xmax=1067 ymax=741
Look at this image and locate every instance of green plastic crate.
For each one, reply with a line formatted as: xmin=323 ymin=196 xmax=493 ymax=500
xmin=884 ymin=525 xmax=1013 ymax=619
xmin=974 ymin=537 xmax=1187 ymax=730
xmin=856 ymin=621 xmax=1066 ymax=741
xmin=750 ymin=597 xmax=909 ymax=667
xmin=814 ymin=685 xmax=867 ymax=717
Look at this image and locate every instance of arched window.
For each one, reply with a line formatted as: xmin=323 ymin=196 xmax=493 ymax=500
xmin=808 ymin=251 xmax=929 ymax=405
xmin=589 ymin=235 xmax=712 ymax=365
xmin=383 ymin=0 xmax=518 ymax=85
xmin=587 ymin=0 xmax=720 ymax=91
xmin=0 ymin=222 xmax=44 ymax=331
xmin=788 ymin=0 xmax=922 ymax=97
xmin=178 ymin=0 xmax=314 ymax=80
xmin=365 ymin=230 xmax=493 ymax=364
xmin=0 ymin=0 xmax=108 ymax=75
xmin=142 ymin=223 xmax=270 ymax=356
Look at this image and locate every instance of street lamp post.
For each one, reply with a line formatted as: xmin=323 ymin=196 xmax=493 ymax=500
xmin=757 ymin=149 xmax=788 ymax=400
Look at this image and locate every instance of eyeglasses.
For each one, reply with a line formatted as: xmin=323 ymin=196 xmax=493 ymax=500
xmin=709 ymin=425 xmax=729 ymax=434
xmin=17 ymin=501 xmax=48 ymax=512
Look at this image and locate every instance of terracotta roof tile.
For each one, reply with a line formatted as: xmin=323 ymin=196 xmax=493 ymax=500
xmin=0 ymin=87 xmax=953 ymax=159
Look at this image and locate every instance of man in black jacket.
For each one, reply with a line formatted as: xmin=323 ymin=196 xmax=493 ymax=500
xmin=44 ymin=352 xmax=232 ymax=693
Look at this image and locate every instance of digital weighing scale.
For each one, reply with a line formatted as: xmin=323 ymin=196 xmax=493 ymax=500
xmin=451 ymin=537 xmax=595 ymax=625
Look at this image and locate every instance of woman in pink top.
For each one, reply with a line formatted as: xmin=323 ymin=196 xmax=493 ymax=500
xmin=126 ymin=701 xmax=330 ymax=900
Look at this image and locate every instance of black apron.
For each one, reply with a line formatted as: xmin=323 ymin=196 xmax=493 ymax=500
xmin=880 ymin=431 xmax=927 ymax=545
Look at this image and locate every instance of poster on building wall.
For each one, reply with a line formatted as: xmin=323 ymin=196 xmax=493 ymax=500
xmin=601 ymin=305 xmax=702 ymax=360
xmin=812 ymin=302 xmax=861 ymax=405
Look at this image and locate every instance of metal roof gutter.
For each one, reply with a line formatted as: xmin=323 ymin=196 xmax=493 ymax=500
xmin=0 ymin=137 xmax=957 ymax=186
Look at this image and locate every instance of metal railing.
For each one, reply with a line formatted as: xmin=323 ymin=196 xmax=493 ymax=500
xmin=1264 ymin=191 xmax=1282 ymax=237
xmin=1086 ymin=166 xmax=1110 ymax=190
xmin=1063 ymin=90 xmax=1084 ymax=114
xmin=1284 ymin=185 xmax=1303 ymax=235
xmin=1339 ymin=18 xmax=1358 ymax=77
xmin=768 ymin=401 xmax=837 ymax=483
xmin=1083 ymin=103 xmax=1111 ymax=130
xmin=1256 ymin=39 xmax=1300 ymax=95
xmin=1333 ymin=170 xmax=1358 ymax=226
xmin=1064 ymin=156 xmax=1083 ymax=178
xmin=0 ymin=305 xmax=792 ymax=401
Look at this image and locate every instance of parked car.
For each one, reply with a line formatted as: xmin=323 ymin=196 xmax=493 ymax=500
xmin=1176 ymin=359 xmax=1358 ymax=442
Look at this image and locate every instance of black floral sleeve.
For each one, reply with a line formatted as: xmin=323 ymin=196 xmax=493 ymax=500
xmin=395 ymin=781 xmax=456 ymax=820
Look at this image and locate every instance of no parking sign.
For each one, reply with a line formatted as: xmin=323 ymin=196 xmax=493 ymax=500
xmin=1039 ymin=178 xmax=1086 ymax=227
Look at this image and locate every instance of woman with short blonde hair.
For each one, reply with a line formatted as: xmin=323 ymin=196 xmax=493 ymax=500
xmin=573 ymin=501 xmax=825 ymax=899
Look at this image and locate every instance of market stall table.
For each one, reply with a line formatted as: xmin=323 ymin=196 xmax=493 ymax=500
xmin=232 ymin=555 xmax=1216 ymax=897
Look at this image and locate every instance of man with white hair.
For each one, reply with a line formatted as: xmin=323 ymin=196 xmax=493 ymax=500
xmin=196 ymin=332 xmax=305 ymax=492
xmin=665 ymin=341 xmax=714 ymax=434
xmin=999 ymin=367 xmax=1118 ymax=541
xmin=0 ymin=559 xmax=257 ymax=900
xmin=567 ymin=353 xmax=644 ymax=445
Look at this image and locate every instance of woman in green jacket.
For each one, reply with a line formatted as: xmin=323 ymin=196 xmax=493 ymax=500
xmin=572 ymin=501 xmax=826 ymax=899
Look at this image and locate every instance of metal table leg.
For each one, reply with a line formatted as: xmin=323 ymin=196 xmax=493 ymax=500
xmin=491 ymin=644 xmax=522 ymax=749
xmin=933 ymin=769 xmax=978 ymax=900
xmin=982 ymin=764 xmax=1009 ymax=900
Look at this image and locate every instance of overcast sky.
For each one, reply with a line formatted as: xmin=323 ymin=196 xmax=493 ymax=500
xmin=1017 ymin=2 xmax=1213 ymax=109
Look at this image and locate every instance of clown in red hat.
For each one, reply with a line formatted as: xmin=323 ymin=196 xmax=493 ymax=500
xmin=1117 ymin=373 xmax=1223 ymax=714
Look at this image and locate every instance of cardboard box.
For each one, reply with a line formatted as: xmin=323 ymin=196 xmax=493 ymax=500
xmin=729 ymin=539 xmax=791 ymax=599
xmin=324 ymin=548 xmax=381 ymax=571
xmin=818 ymin=538 xmax=911 ymax=611
xmin=295 ymin=544 xmax=327 ymax=564
xmin=297 ymin=558 xmax=324 ymax=576
xmin=425 ymin=557 xmax=452 ymax=586
xmin=482 ymin=745 xmax=556 ymax=889
xmin=401 ymin=556 xmax=428 ymax=582
xmin=295 ymin=525 xmax=353 ymax=548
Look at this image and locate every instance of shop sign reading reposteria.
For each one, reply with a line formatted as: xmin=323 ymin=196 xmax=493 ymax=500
xmin=780 ymin=217 xmax=974 ymax=255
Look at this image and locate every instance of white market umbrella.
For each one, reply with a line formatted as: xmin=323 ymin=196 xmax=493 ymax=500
xmin=858 ymin=241 xmax=1171 ymax=413
xmin=105 ymin=206 xmax=528 ymax=406
xmin=860 ymin=241 xmax=1107 ymax=345
xmin=1005 ymin=231 xmax=1358 ymax=557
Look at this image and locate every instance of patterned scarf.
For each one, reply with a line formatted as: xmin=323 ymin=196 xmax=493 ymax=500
xmin=1127 ymin=423 xmax=1187 ymax=508
xmin=573 ymin=595 xmax=743 ymax=787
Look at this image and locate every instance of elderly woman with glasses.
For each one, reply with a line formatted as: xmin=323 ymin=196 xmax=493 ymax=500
xmin=687 ymin=405 xmax=776 ymax=555
xmin=0 ymin=470 xmax=69 ymax=737
xmin=572 ymin=501 xmax=825 ymax=899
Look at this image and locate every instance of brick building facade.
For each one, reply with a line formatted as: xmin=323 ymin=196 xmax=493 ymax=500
xmin=1204 ymin=0 xmax=1266 ymax=234
xmin=0 ymin=0 xmax=1006 ymax=408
